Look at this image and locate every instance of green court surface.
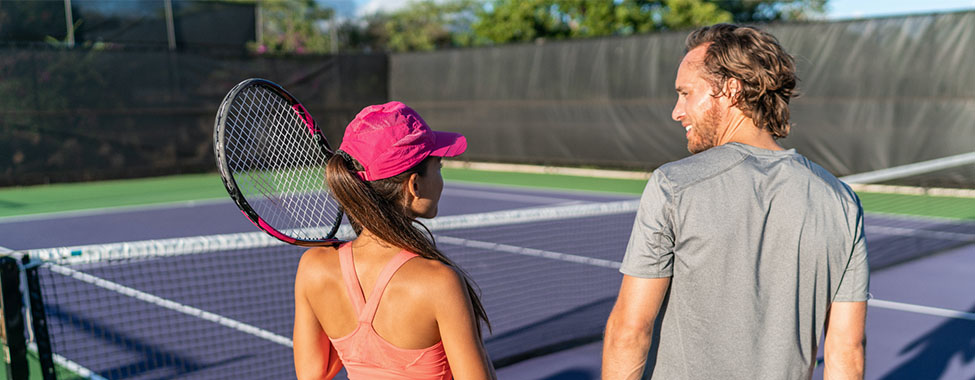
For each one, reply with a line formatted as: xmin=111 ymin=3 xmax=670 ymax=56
xmin=0 ymin=351 xmax=81 ymax=380
xmin=856 ymin=192 xmax=975 ymax=221
xmin=442 ymin=167 xmax=648 ymax=195
xmin=0 ymin=173 xmax=229 ymax=218
xmin=0 ymin=169 xmax=972 ymax=220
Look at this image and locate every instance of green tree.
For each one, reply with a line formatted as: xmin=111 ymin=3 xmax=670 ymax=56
xmin=471 ymin=0 xmax=734 ymax=45
xmin=226 ymin=0 xmax=335 ymax=54
xmin=470 ymin=0 xmax=824 ymax=46
xmin=720 ymin=0 xmax=827 ymax=22
xmin=470 ymin=0 xmax=568 ymax=43
xmin=356 ymin=0 xmax=483 ymax=52
xmin=241 ymin=0 xmax=826 ymax=53
xmin=661 ymin=0 xmax=733 ymax=29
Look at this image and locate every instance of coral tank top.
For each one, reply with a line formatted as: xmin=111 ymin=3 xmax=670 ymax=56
xmin=329 ymin=243 xmax=451 ymax=380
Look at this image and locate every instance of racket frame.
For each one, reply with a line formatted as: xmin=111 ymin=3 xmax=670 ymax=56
xmin=214 ymin=78 xmax=343 ymax=246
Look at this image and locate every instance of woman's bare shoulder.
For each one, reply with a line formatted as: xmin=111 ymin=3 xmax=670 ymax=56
xmin=398 ymin=256 xmax=465 ymax=294
xmin=396 ymin=257 xmax=473 ymax=320
xmin=295 ymin=244 xmax=343 ymax=283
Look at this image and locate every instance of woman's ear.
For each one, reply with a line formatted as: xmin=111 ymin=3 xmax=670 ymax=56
xmin=405 ymin=172 xmax=421 ymax=200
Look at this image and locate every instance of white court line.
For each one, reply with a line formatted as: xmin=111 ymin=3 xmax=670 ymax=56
xmin=29 ymin=343 xmax=108 ymax=380
xmin=421 ymin=200 xmax=639 ymax=232
xmin=8 ymin=246 xmax=105 ymax=379
xmin=866 ymin=225 xmax=975 ymax=242
xmin=28 ymin=200 xmax=641 ymax=263
xmin=445 ymin=187 xmax=586 ymax=205
xmin=868 ymin=299 xmax=975 ymax=321
xmin=436 ymin=238 xmax=975 ymax=322
xmin=48 ymin=264 xmax=293 ymax=347
xmin=0 ymin=198 xmax=230 ymax=224
xmin=0 ymin=180 xmax=624 ymax=226
xmin=437 ymin=235 xmax=621 ymax=269
xmin=866 ymin=211 xmax=975 ymax=225
xmin=444 ymin=160 xmax=652 ymax=180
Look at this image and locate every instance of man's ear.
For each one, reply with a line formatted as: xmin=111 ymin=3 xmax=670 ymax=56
xmin=724 ymin=78 xmax=742 ymax=106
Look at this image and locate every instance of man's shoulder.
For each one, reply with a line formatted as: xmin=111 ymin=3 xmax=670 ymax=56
xmin=794 ymin=155 xmax=861 ymax=205
xmin=756 ymin=148 xmax=862 ymax=208
xmin=654 ymin=145 xmax=749 ymax=189
xmin=653 ymin=144 xmax=859 ymax=206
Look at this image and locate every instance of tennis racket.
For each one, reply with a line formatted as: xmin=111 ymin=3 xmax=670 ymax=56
xmin=214 ymin=78 xmax=343 ymax=246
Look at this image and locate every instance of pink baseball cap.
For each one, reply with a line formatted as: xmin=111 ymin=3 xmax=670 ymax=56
xmin=338 ymin=101 xmax=467 ymax=181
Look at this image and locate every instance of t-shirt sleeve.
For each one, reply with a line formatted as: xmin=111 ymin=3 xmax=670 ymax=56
xmin=833 ymin=198 xmax=870 ymax=302
xmin=620 ymin=172 xmax=676 ymax=278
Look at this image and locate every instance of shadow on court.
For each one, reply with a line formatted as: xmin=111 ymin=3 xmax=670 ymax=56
xmin=45 ymin=303 xmax=210 ymax=379
xmin=878 ymin=302 xmax=975 ymax=380
xmin=540 ymin=368 xmax=597 ymax=380
xmin=487 ymin=297 xmax=614 ymax=368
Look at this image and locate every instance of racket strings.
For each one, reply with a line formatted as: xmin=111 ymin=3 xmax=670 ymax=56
xmin=255 ymin=88 xmax=340 ymax=225
xmin=241 ymin=88 xmax=338 ymax=235
xmin=222 ymin=85 xmax=341 ymax=240
xmin=227 ymin=100 xmax=283 ymax=202
xmin=269 ymin=93 xmax=342 ymax=229
xmin=227 ymin=92 xmax=288 ymax=203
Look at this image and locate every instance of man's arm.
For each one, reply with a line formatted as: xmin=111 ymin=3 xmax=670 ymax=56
xmin=823 ymin=301 xmax=866 ymax=380
xmin=602 ymin=275 xmax=671 ymax=380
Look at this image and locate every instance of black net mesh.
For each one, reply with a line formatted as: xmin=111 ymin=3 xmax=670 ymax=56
xmin=27 ymin=202 xmax=635 ymax=379
xmin=37 ymin=244 xmax=301 ymax=380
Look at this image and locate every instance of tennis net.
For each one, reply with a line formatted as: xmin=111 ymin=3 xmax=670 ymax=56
xmin=21 ymin=200 xmax=638 ymax=379
xmin=840 ymin=152 xmax=975 ymax=269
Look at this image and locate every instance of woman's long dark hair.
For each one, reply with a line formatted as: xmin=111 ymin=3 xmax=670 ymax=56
xmin=326 ymin=154 xmax=490 ymax=334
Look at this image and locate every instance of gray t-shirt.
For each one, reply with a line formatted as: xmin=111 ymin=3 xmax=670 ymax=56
xmin=620 ymin=142 xmax=869 ymax=380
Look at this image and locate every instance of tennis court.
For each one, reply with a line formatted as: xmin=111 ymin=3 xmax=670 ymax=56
xmin=1 ymin=3 xmax=973 ymax=379
xmin=1 ymin=166 xmax=972 ymax=380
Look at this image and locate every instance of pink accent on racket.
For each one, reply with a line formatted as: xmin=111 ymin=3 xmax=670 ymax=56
xmin=258 ymin=217 xmax=297 ymax=244
xmin=293 ymin=104 xmax=316 ymax=136
xmin=241 ymin=210 xmax=259 ymax=229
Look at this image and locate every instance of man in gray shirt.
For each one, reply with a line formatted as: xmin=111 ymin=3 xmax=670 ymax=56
xmin=602 ymin=24 xmax=869 ymax=380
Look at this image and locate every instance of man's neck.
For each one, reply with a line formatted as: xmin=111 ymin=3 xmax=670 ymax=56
xmin=721 ymin=113 xmax=784 ymax=151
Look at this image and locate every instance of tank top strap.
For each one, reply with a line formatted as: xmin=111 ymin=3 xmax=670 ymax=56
xmin=359 ymin=250 xmax=419 ymax=323
xmin=338 ymin=243 xmax=367 ymax=315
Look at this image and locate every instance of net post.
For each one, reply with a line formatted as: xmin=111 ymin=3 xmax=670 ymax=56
xmin=22 ymin=256 xmax=56 ymax=380
xmin=0 ymin=256 xmax=28 ymax=380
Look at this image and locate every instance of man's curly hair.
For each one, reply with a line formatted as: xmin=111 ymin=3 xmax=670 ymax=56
xmin=686 ymin=24 xmax=798 ymax=139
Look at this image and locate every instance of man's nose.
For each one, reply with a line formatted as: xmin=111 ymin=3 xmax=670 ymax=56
xmin=672 ymin=103 xmax=684 ymax=122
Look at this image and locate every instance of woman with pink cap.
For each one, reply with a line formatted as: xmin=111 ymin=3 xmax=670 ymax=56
xmin=293 ymin=101 xmax=495 ymax=380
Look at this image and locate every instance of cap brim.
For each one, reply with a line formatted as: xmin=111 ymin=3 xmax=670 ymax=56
xmin=429 ymin=131 xmax=467 ymax=157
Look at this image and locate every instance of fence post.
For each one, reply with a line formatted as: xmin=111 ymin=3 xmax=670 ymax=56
xmin=0 ymin=256 xmax=28 ymax=380
xmin=23 ymin=256 xmax=56 ymax=380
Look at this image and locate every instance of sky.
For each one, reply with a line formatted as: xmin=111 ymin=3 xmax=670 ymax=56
xmin=325 ymin=0 xmax=975 ymax=19
xmin=826 ymin=0 xmax=975 ymax=19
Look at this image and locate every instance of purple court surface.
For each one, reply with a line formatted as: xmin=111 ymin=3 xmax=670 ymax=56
xmin=1 ymin=182 xmax=972 ymax=379
xmin=0 ymin=183 xmax=631 ymax=250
